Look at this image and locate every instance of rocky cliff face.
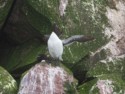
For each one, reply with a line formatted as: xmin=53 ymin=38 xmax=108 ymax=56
xmin=78 ymin=0 xmax=125 ymax=93
xmin=0 ymin=0 xmax=125 ymax=93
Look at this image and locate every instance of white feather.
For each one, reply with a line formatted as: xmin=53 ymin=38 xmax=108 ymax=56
xmin=47 ymin=32 xmax=63 ymax=61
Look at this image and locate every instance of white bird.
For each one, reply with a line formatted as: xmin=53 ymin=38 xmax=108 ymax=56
xmin=47 ymin=32 xmax=63 ymax=61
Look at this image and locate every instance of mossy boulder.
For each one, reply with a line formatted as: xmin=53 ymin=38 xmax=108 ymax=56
xmin=75 ymin=0 xmax=125 ymax=93
xmin=0 ymin=66 xmax=17 ymax=94
xmin=0 ymin=39 xmax=46 ymax=72
xmin=79 ymin=58 xmax=125 ymax=94
xmin=87 ymin=58 xmax=125 ymax=77
xmin=78 ymin=73 xmax=125 ymax=94
xmin=2 ymin=0 xmax=52 ymax=44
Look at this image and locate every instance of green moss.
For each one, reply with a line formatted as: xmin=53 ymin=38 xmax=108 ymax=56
xmin=21 ymin=0 xmax=109 ymax=70
xmin=87 ymin=58 xmax=125 ymax=77
xmin=0 ymin=66 xmax=17 ymax=94
xmin=64 ymin=82 xmax=78 ymax=94
xmin=22 ymin=1 xmax=52 ymax=34
xmin=60 ymin=63 xmax=78 ymax=94
xmin=25 ymin=0 xmax=63 ymax=28
xmin=78 ymin=78 xmax=98 ymax=94
xmin=0 ymin=39 xmax=47 ymax=71
xmin=0 ymin=0 xmax=13 ymax=29
xmin=60 ymin=0 xmax=109 ymax=69
xmin=78 ymin=73 xmax=125 ymax=94
xmin=83 ymin=59 xmax=125 ymax=93
xmin=98 ymin=74 xmax=125 ymax=93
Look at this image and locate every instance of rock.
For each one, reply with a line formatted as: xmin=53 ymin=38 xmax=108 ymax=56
xmin=0 ymin=66 xmax=17 ymax=94
xmin=18 ymin=61 xmax=78 ymax=94
xmin=2 ymin=0 xmax=52 ymax=44
xmin=0 ymin=0 xmax=125 ymax=93
xmin=78 ymin=74 xmax=125 ymax=94
xmin=0 ymin=39 xmax=46 ymax=71
xmin=1 ymin=0 xmax=108 ymax=69
xmin=75 ymin=0 xmax=125 ymax=93
xmin=80 ymin=55 xmax=125 ymax=93
xmin=23 ymin=0 xmax=108 ymax=69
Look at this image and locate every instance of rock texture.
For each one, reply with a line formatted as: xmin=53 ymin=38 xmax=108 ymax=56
xmin=0 ymin=0 xmax=125 ymax=94
xmin=0 ymin=66 xmax=17 ymax=94
xmin=77 ymin=0 xmax=125 ymax=93
xmin=18 ymin=61 xmax=77 ymax=94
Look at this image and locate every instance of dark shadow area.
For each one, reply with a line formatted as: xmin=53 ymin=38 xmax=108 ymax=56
xmin=71 ymin=54 xmax=96 ymax=86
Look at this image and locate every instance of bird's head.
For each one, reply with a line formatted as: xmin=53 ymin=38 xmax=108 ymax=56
xmin=49 ymin=32 xmax=60 ymax=41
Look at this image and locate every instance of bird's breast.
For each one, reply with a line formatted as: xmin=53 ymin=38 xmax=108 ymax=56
xmin=48 ymin=39 xmax=63 ymax=58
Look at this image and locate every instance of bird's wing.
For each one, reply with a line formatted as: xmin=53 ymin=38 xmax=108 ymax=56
xmin=62 ymin=35 xmax=94 ymax=46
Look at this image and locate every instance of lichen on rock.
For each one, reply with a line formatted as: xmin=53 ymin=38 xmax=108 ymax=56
xmin=0 ymin=66 xmax=17 ymax=94
xmin=18 ymin=61 xmax=78 ymax=94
